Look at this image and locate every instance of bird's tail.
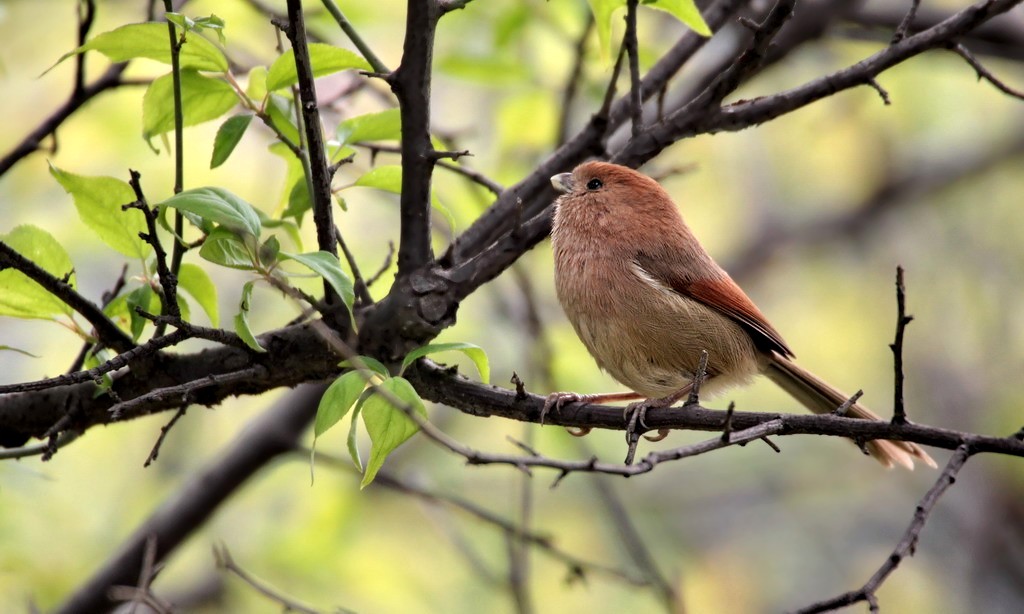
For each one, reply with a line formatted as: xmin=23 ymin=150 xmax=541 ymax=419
xmin=764 ymin=351 xmax=936 ymax=470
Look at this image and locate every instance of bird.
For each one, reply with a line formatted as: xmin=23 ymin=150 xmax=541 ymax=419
xmin=546 ymin=160 xmax=935 ymax=470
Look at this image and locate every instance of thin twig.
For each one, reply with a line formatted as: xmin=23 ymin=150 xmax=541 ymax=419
xmin=587 ymin=464 xmax=680 ymax=608
xmin=0 ymin=240 xmax=135 ymax=353
xmin=214 ymin=544 xmax=324 ymax=614
xmin=108 ymin=366 xmax=269 ymax=420
xmin=144 ymin=405 xmax=188 ymax=467
xmin=319 ymin=0 xmax=389 ymax=73
xmin=625 ymin=0 xmax=643 ymax=137
xmin=950 ymin=42 xmax=1024 ymax=100
xmin=125 ymin=170 xmax=181 ymax=336
xmin=556 ymin=13 xmax=594 ymax=147
xmin=792 ymin=444 xmax=972 ymax=614
xmin=890 ymin=266 xmax=913 ymax=425
xmin=892 ymin=0 xmax=922 ymax=43
xmin=282 ymin=1 xmax=342 ymax=306
xmin=161 ymin=0 xmax=188 ymax=329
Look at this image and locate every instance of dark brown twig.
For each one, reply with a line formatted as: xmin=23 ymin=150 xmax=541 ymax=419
xmin=892 ymin=0 xmax=922 ymax=43
xmin=625 ymin=0 xmax=643 ymax=137
xmin=144 ymin=405 xmax=188 ymax=467
xmin=556 ymin=13 xmax=594 ymax=146
xmin=125 ymin=170 xmax=181 ymax=335
xmin=281 ymin=1 xmax=341 ymax=307
xmin=890 ymin=266 xmax=913 ymax=425
xmin=793 ymin=444 xmax=972 ymax=614
xmin=0 ymin=240 xmax=135 ymax=353
xmin=950 ymin=42 xmax=1024 ymax=100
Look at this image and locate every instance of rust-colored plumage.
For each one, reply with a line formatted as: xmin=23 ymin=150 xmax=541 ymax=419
xmin=550 ymin=161 xmax=935 ymax=470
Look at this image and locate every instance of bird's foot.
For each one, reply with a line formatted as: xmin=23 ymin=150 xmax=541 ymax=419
xmin=542 ymin=392 xmax=595 ymax=437
xmin=622 ymin=394 xmax=683 ymax=464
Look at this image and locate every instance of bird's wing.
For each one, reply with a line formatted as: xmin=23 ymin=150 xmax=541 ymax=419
xmin=634 ymin=253 xmax=794 ymax=358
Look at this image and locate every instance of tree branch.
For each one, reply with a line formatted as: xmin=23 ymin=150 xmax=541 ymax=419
xmin=0 ymin=240 xmax=135 ymax=353
xmin=54 ymin=384 xmax=325 ymax=614
xmin=390 ymin=0 xmax=443 ymax=276
xmin=793 ymin=444 xmax=973 ymax=613
xmin=282 ymin=0 xmax=341 ymax=304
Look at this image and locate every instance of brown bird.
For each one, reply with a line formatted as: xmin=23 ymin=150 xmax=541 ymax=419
xmin=547 ymin=161 xmax=935 ymax=470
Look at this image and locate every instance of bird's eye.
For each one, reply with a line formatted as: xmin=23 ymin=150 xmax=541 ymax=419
xmin=586 ymin=178 xmax=603 ymax=190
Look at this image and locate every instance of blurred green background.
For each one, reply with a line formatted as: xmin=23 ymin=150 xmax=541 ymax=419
xmin=1 ymin=0 xmax=1023 ymax=612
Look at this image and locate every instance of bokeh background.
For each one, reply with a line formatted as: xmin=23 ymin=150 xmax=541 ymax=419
xmin=1 ymin=0 xmax=1023 ymax=612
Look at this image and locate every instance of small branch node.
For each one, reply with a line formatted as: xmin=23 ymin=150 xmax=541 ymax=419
xmin=833 ymin=389 xmax=864 ymax=416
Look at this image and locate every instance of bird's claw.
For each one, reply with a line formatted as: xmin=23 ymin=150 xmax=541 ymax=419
xmin=541 ymin=391 xmax=592 ymax=426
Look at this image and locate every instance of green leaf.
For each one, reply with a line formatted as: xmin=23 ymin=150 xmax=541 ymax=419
xmin=280 ymin=251 xmax=355 ymax=313
xmin=50 ymin=22 xmax=228 ymax=73
xmin=167 ymin=12 xmax=227 ymax=45
xmin=314 ymin=370 xmax=367 ymax=438
xmin=266 ymin=95 xmax=301 ymax=147
xmin=246 ymin=66 xmax=268 ymax=102
xmin=0 ymin=225 xmax=76 ymax=319
xmin=337 ymin=109 xmax=401 ymax=146
xmin=587 ymin=0 xmax=624 ymax=60
xmin=265 ymin=43 xmax=371 ymax=92
xmin=161 ymin=187 xmax=262 ymax=238
xmin=361 ymin=377 xmax=426 ymax=488
xmin=283 ymin=176 xmax=312 ymax=221
xmin=353 ymin=165 xmax=455 ymax=230
xmin=48 ymin=164 xmax=150 ymax=260
xmin=143 ymin=70 xmax=237 ymax=141
xmin=234 ymin=280 xmax=265 ymax=352
xmin=400 ymin=342 xmax=489 ymax=383
xmin=268 ymin=141 xmax=306 ymax=216
xmin=211 ymin=114 xmax=253 ymax=168
xmin=339 ymin=356 xmax=390 ymax=379
xmin=258 ymin=235 xmax=280 ymax=267
xmin=177 ymin=263 xmax=219 ymax=326
xmin=126 ymin=284 xmax=156 ymax=340
xmin=644 ymin=0 xmax=712 ymax=37
xmin=198 ymin=226 xmax=255 ymax=269
xmin=259 ymin=214 xmax=303 ymax=251
xmin=347 ymin=399 xmax=365 ymax=472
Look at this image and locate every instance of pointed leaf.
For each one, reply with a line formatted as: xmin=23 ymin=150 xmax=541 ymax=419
xmin=0 ymin=225 xmax=76 ymax=319
xmin=50 ymin=22 xmax=228 ymax=73
xmin=265 ymin=43 xmax=371 ymax=92
xmin=49 ymin=164 xmax=150 ymax=260
xmin=400 ymin=342 xmax=489 ymax=383
xmin=337 ymin=109 xmax=401 ymax=145
xmin=353 ymin=165 xmax=455 ymax=231
xmin=339 ymin=355 xmax=390 ymax=379
xmin=143 ymin=70 xmax=237 ymax=141
xmin=199 ymin=226 xmax=255 ymax=270
xmin=280 ymin=251 xmax=354 ymax=313
xmin=234 ymin=280 xmax=265 ymax=352
xmin=211 ymin=113 xmax=253 ymax=168
xmin=177 ymin=263 xmax=219 ymax=326
xmin=347 ymin=399 xmax=365 ymax=472
xmin=645 ymin=0 xmax=712 ymax=36
xmin=161 ymin=187 xmax=261 ymax=238
xmin=314 ymin=370 xmax=367 ymax=438
xmin=361 ymin=377 xmax=425 ymax=487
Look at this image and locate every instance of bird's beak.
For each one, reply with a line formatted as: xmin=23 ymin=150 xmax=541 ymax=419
xmin=551 ymin=173 xmax=574 ymax=193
